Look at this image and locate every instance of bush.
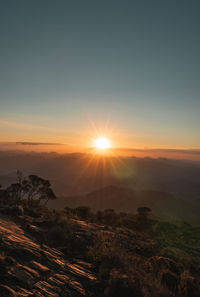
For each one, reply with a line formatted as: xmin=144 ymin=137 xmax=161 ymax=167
xmin=74 ymin=206 xmax=91 ymax=220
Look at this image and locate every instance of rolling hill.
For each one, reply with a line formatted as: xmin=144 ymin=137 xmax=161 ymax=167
xmin=49 ymin=185 xmax=200 ymax=224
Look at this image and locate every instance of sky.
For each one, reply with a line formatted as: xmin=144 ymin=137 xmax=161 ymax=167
xmin=0 ymin=0 xmax=200 ymax=152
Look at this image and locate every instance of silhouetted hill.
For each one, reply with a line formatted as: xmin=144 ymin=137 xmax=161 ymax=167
xmin=49 ymin=186 xmax=200 ymax=224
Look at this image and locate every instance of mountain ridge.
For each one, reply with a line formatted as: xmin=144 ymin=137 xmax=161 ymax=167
xmin=49 ymin=185 xmax=200 ymax=224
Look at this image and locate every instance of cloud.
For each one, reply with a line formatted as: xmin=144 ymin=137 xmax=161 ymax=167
xmin=117 ymin=148 xmax=200 ymax=155
xmin=16 ymin=142 xmax=64 ymax=146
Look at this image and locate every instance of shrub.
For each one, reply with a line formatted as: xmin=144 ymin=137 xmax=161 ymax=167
xmin=74 ymin=206 xmax=91 ymax=220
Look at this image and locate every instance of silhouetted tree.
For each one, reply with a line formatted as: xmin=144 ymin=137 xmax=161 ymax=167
xmin=3 ymin=172 xmax=56 ymax=207
xmin=75 ymin=206 xmax=91 ymax=220
xmin=96 ymin=210 xmax=103 ymax=223
xmin=0 ymin=185 xmax=9 ymax=204
xmin=103 ymin=209 xmax=118 ymax=226
xmin=137 ymin=207 xmax=151 ymax=219
xmin=64 ymin=206 xmax=74 ymax=217
xmin=137 ymin=207 xmax=152 ymax=229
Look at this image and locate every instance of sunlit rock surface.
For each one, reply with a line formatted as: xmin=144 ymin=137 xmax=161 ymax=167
xmin=0 ymin=215 xmax=97 ymax=297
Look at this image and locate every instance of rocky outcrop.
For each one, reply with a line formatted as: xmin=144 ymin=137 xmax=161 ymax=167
xmin=0 ymin=215 xmax=97 ymax=297
xmin=0 ymin=210 xmax=199 ymax=297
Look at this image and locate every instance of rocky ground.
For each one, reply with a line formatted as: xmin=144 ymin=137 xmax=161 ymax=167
xmin=0 ymin=214 xmax=98 ymax=297
xmin=0 ymin=207 xmax=199 ymax=297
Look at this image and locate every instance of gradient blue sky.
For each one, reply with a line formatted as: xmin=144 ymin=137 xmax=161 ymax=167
xmin=0 ymin=0 xmax=200 ymax=149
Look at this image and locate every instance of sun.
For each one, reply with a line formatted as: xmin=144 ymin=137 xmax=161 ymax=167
xmin=93 ymin=137 xmax=111 ymax=150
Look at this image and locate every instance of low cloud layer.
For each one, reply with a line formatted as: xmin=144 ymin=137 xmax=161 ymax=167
xmin=117 ymin=148 xmax=200 ymax=156
xmin=16 ymin=142 xmax=64 ymax=146
xmin=0 ymin=142 xmax=200 ymax=160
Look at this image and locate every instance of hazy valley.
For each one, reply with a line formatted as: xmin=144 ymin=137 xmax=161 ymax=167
xmin=0 ymin=151 xmax=200 ymax=224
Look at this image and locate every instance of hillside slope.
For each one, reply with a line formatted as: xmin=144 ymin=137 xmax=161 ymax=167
xmin=0 ymin=205 xmax=200 ymax=297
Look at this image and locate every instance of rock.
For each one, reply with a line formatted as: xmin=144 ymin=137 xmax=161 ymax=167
xmin=34 ymin=281 xmax=60 ymax=296
xmin=75 ymin=260 xmax=93 ymax=270
xmin=41 ymin=245 xmax=63 ymax=258
xmin=65 ymin=263 xmax=97 ymax=286
xmin=9 ymin=265 xmax=35 ymax=287
xmin=0 ymin=284 xmax=17 ymax=296
xmin=25 ymin=224 xmax=42 ymax=236
xmin=68 ymin=280 xmax=86 ymax=296
xmin=54 ymin=273 xmax=70 ymax=284
xmin=0 ymin=215 xmax=98 ymax=297
xmin=48 ymin=276 xmax=65 ymax=287
xmin=22 ymin=264 xmax=40 ymax=279
xmin=45 ymin=256 xmax=65 ymax=270
xmin=10 ymin=247 xmax=41 ymax=261
xmin=15 ymin=287 xmax=34 ymax=297
xmin=29 ymin=261 xmax=50 ymax=277
xmin=32 ymin=291 xmax=46 ymax=297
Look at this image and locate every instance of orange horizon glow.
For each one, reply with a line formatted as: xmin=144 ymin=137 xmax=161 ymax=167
xmin=1 ymin=117 xmax=200 ymax=161
xmin=0 ymin=122 xmax=200 ymax=160
xmin=0 ymin=141 xmax=200 ymax=161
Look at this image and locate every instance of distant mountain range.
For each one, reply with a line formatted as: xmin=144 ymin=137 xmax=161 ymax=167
xmin=0 ymin=150 xmax=200 ymax=223
xmin=49 ymin=185 xmax=200 ymax=224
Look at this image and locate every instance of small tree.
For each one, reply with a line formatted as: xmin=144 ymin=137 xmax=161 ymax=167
xmin=103 ymin=209 xmax=118 ymax=226
xmin=6 ymin=183 xmax=22 ymax=205
xmin=137 ymin=207 xmax=151 ymax=218
xmin=96 ymin=210 xmax=103 ymax=224
xmin=137 ymin=207 xmax=152 ymax=229
xmin=64 ymin=206 xmax=74 ymax=218
xmin=75 ymin=206 xmax=91 ymax=220
xmin=5 ymin=172 xmax=56 ymax=207
xmin=27 ymin=175 xmax=56 ymax=206
xmin=0 ymin=184 xmax=10 ymax=205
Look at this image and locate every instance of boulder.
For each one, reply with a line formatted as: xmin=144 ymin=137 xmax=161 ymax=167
xmin=147 ymin=256 xmax=180 ymax=276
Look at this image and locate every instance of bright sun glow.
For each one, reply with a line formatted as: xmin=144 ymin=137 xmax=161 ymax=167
xmin=93 ymin=137 xmax=111 ymax=150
